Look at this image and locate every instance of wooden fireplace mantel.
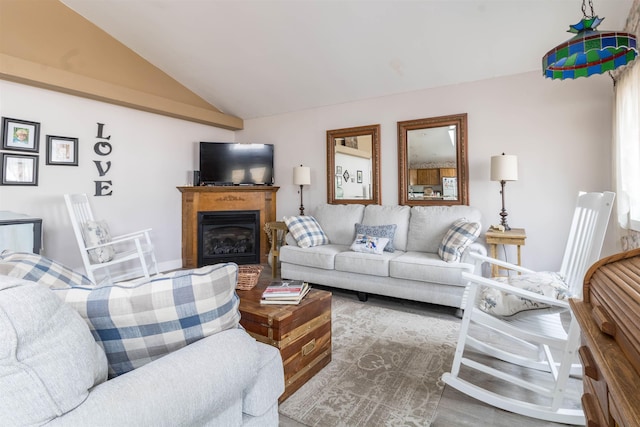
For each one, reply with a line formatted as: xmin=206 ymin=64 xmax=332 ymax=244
xmin=178 ymin=186 xmax=279 ymax=268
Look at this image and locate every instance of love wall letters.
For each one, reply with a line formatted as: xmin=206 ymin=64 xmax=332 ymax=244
xmin=94 ymin=122 xmax=113 ymax=196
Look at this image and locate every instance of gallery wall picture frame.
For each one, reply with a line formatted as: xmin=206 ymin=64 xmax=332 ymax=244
xmin=1 ymin=117 xmax=40 ymax=153
xmin=357 ymin=170 xmax=363 ymax=183
xmin=1 ymin=153 xmax=39 ymax=186
xmin=336 ymin=165 xmax=342 ymax=175
xmin=46 ymin=135 xmax=78 ymax=166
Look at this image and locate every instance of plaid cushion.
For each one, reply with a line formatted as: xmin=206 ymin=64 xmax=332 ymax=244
xmin=284 ymin=215 xmax=329 ymax=248
xmin=54 ymin=263 xmax=241 ymax=377
xmin=438 ymin=218 xmax=481 ymax=262
xmin=0 ymin=250 xmax=94 ymax=289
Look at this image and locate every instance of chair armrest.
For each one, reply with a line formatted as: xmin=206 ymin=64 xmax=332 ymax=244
xmin=467 ymin=251 xmax=536 ymax=275
xmin=84 ymin=233 xmax=147 ymax=250
xmin=111 ymin=228 xmax=152 ymax=240
xmin=461 ymin=271 xmax=570 ymax=309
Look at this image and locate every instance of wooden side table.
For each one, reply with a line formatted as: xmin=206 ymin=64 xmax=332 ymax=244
xmin=485 ymin=228 xmax=526 ymax=277
xmin=265 ymin=221 xmax=288 ymax=278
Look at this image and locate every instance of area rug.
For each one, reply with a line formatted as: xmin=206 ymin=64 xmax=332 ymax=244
xmin=279 ymin=293 xmax=460 ymax=426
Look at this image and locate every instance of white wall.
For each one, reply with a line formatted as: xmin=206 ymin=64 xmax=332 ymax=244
xmin=240 ymin=71 xmax=618 ymax=272
xmin=0 ymin=80 xmax=235 ymax=272
xmin=1 ymin=70 xmax=618 ymax=275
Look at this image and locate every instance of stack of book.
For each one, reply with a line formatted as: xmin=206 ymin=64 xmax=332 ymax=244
xmin=260 ymin=280 xmax=310 ymax=305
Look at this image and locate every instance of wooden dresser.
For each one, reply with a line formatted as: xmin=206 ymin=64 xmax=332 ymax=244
xmin=570 ymin=248 xmax=640 ymax=427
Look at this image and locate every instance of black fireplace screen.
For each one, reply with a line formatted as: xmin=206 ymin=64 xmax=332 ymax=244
xmin=197 ymin=210 xmax=260 ymax=266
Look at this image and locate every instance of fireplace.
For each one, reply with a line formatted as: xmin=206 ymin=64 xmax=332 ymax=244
xmin=197 ymin=210 xmax=260 ymax=266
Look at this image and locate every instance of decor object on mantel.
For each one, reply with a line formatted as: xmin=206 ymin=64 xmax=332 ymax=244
xmin=490 ymin=153 xmax=518 ymax=231
xmin=293 ymin=165 xmax=311 ymax=215
xmin=542 ymin=0 xmax=638 ymax=80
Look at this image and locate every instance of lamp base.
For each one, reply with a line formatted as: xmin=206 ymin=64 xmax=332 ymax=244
xmin=498 ymin=180 xmax=511 ymax=231
xmin=298 ymin=185 xmax=305 ymax=216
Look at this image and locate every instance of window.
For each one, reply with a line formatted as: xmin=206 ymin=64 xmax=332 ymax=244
xmin=614 ymin=63 xmax=640 ymax=231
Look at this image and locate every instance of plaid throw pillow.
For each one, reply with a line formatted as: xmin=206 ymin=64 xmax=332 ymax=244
xmin=0 ymin=250 xmax=94 ymax=288
xmin=438 ymin=218 xmax=481 ymax=262
xmin=54 ymin=263 xmax=241 ymax=377
xmin=283 ymin=215 xmax=329 ymax=248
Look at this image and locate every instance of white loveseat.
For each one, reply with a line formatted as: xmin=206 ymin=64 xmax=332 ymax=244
xmin=0 ymin=252 xmax=284 ymax=426
xmin=279 ymin=204 xmax=486 ymax=310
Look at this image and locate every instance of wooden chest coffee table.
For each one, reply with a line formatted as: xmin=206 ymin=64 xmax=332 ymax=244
xmin=237 ymin=283 xmax=332 ymax=402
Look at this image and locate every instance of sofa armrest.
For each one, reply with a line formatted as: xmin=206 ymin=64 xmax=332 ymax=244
xmin=49 ymin=329 xmax=262 ymax=426
xmin=461 ymin=242 xmax=488 ymax=275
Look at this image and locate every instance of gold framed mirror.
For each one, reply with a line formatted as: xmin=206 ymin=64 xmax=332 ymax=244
xmin=326 ymin=124 xmax=381 ymax=205
xmin=398 ymin=113 xmax=468 ymax=206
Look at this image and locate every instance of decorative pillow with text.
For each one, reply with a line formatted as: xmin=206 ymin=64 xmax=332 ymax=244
xmin=350 ymin=234 xmax=389 ymax=255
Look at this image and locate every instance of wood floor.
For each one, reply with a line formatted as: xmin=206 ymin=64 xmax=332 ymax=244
xmin=260 ymin=266 xmax=581 ymax=427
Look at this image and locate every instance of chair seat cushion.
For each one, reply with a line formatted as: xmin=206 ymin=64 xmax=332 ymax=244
xmin=478 ymin=271 xmax=571 ymax=317
xmin=54 ymin=263 xmax=241 ymax=377
xmin=0 ymin=276 xmax=107 ymax=426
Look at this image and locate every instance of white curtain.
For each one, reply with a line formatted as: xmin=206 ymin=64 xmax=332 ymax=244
xmin=614 ymin=62 xmax=640 ymax=249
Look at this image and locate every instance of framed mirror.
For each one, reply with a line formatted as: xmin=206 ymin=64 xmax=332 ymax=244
xmin=398 ymin=113 xmax=468 ymax=206
xmin=327 ymin=124 xmax=381 ymax=205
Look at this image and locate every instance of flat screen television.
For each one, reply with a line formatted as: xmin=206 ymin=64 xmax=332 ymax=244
xmin=199 ymin=142 xmax=274 ymax=186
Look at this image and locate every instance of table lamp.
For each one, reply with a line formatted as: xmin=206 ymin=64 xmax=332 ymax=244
xmin=293 ymin=165 xmax=311 ymax=215
xmin=490 ymin=153 xmax=518 ymax=230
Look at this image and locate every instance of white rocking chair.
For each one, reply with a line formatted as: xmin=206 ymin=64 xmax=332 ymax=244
xmin=64 ymin=193 xmax=159 ymax=284
xmin=442 ymin=191 xmax=615 ymax=425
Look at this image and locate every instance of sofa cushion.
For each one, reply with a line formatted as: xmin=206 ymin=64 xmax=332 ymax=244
xmin=354 ymin=223 xmax=397 ymax=252
xmin=82 ymin=220 xmax=115 ymax=263
xmin=350 ymin=234 xmax=389 ymax=255
xmin=478 ymin=272 xmax=571 ymax=318
xmin=0 ymin=250 xmax=94 ymax=288
xmin=283 ymin=215 xmax=329 ymax=248
xmin=335 ymin=250 xmax=400 ymax=277
xmin=438 ymin=218 xmax=481 ymax=262
xmin=390 ymin=251 xmax=475 ymax=286
xmin=279 ymin=244 xmax=346 ymax=270
xmin=0 ymin=276 xmax=108 ymax=426
xmin=362 ymin=205 xmax=411 ymax=251
xmin=54 ymin=263 xmax=241 ymax=377
xmin=311 ymin=204 xmax=365 ymax=246
xmin=406 ymin=206 xmax=482 ymax=253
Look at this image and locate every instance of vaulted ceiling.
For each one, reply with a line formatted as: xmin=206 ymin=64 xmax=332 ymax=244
xmin=61 ymin=0 xmax=634 ymax=120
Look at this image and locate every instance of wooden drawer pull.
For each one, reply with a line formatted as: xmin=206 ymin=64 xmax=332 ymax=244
xmin=578 ymin=346 xmax=598 ymax=380
xmin=581 ymin=393 xmax=603 ymax=427
xmin=592 ymin=305 xmax=616 ymax=337
xmin=302 ymin=338 xmax=316 ymax=356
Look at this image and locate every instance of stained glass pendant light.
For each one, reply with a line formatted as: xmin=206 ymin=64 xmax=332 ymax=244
xmin=542 ymin=0 xmax=638 ymax=80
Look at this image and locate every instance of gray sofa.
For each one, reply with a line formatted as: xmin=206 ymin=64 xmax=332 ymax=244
xmin=0 ymin=252 xmax=284 ymax=426
xmin=280 ymin=204 xmax=486 ymax=309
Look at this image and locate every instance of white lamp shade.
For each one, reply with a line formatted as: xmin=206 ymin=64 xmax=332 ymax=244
xmin=491 ymin=154 xmax=518 ymax=181
xmin=293 ymin=166 xmax=311 ymax=186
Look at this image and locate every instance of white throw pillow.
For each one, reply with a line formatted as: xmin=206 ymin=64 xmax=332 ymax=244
xmin=478 ymin=271 xmax=571 ymax=318
xmin=82 ymin=220 xmax=115 ymax=263
xmin=438 ymin=218 xmax=481 ymax=262
xmin=350 ymin=234 xmax=389 ymax=255
xmin=283 ymin=215 xmax=330 ymax=248
xmin=0 ymin=276 xmax=108 ymax=425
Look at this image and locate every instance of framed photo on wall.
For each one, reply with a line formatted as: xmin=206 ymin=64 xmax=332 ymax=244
xmin=357 ymin=170 xmax=363 ymax=183
xmin=1 ymin=117 xmax=40 ymax=152
xmin=46 ymin=135 xmax=78 ymax=166
xmin=1 ymin=153 xmax=39 ymax=186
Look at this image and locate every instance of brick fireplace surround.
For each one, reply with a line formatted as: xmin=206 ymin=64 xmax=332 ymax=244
xmin=178 ymin=186 xmax=279 ymax=268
